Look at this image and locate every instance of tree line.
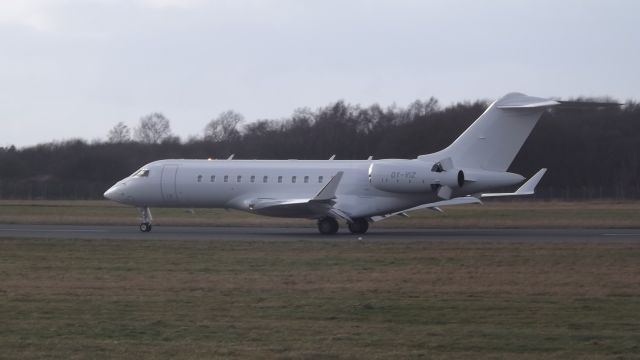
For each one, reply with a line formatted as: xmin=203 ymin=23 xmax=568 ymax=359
xmin=1 ymin=96 xmax=639 ymax=200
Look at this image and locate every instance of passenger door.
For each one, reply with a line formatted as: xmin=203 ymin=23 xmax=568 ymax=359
xmin=161 ymin=165 xmax=179 ymax=202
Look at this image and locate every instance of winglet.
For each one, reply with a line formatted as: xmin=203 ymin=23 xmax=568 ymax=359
xmin=312 ymin=171 xmax=344 ymax=202
xmin=514 ymin=168 xmax=547 ymax=195
xmin=481 ymin=168 xmax=547 ymax=198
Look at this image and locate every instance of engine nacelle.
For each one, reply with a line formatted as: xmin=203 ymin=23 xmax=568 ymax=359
xmin=369 ymin=161 xmax=464 ymax=193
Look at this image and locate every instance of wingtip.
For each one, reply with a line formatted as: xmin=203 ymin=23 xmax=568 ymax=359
xmin=516 ymin=168 xmax=547 ymax=194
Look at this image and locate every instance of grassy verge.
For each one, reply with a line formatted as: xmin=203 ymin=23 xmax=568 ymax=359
xmin=1 ymin=200 xmax=640 ymax=228
xmin=1 ymin=238 xmax=639 ymax=359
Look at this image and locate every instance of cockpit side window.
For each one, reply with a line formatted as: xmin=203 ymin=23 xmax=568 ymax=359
xmin=133 ymin=169 xmax=150 ymax=177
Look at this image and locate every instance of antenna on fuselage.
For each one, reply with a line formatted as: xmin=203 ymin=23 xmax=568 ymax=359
xmin=328 ymin=154 xmax=336 ymax=160
xmin=227 ymin=154 xmax=235 ymax=160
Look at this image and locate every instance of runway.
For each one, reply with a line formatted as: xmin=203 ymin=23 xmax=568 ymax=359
xmin=0 ymin=224 xmax=639 ymax=241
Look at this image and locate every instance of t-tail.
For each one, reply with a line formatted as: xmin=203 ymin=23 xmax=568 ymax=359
xmin=421 ymin=92 xmax=560 ymax=171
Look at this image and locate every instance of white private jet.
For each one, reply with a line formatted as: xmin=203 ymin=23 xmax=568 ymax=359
xmin=104 ymin=92 xmax=566 ymax=234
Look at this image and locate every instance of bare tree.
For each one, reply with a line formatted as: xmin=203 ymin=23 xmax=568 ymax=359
xmin=134 ymin=113 xmax=172 ymax=144
xmin=204 ymin=110 xmax=244 ymax=142
xmin=107 ymin=122 xmax=131 ymax=143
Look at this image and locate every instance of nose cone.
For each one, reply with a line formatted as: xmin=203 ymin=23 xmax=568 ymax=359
xmin=103 ymin=182 xmax=129 ymax=204
xmin=103 ymin=187 xmax=115 ymax=201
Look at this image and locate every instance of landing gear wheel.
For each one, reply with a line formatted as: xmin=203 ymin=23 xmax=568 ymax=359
xmin=317 ymin=217 xmax=339 ymax=235
xmin=348 ymin=218 xmax=369 ymax=234
xmin=138 ymin=206 xmax=153 ymax=232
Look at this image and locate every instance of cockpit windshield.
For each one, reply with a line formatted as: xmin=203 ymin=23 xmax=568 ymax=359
xmin=132 ymin=169 xmax=150 ymax=177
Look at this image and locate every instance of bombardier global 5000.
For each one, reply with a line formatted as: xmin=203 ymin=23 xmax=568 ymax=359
xmin=105 ymin=92 xmax=582 ymax=234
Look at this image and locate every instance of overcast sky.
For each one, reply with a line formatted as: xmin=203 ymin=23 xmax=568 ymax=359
xmin=1 ymin=0 xmax=639 ymax=147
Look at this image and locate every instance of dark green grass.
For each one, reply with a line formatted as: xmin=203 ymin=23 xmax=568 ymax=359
xmin=1 ymin=238 xmax=639 ymax=359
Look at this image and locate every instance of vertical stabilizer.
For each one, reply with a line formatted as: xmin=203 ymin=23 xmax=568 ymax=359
xmin=422 ymin=93 xmax=559 ymax=171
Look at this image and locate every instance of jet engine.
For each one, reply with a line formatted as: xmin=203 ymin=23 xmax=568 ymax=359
xmin=368 ymin=161 xmax=464 ymax=196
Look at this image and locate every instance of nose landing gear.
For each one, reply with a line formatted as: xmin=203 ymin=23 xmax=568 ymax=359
xmin=139 ymin=222 xmax=152 ymax=232
xmin=139 ymin=206 xmax=153 ymax=232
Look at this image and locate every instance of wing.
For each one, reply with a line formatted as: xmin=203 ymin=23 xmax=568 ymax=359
xmin=370 ymin=168 xmax=546 ymax=222
xmin=248 ymin=171 xmax=348 ymax=219
xmin=479 ymin=168 xmax=546 ymax=198
xmin=370 ymin=196 xmax=482 ymax=222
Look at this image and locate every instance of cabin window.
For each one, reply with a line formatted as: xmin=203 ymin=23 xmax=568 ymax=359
xmin=197 ymin=175 xmax=202 ymax=182
xmin=304 ymin=176 xmax=309 ymax=183
xmin=224 ymin=175 xmax=229 ymax=183
xmin=318 ymin=175 xmax=324 ymax=183
xmin=278 ymin=176 xmax=283 ymax=183
xmin=210 ymin=175 xmax=215 ymax=183
xmin=263 ymin=175 xmax=268 ymax=183
xmin=237 ymin=175 xmax=242 ymax=183
xmin=250 ymin=175 xmax=255 ymax=183
xmin=292 ymin=176 xmax=297 ymax=183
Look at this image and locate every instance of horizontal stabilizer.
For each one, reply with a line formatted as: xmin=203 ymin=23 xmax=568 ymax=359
xmin=556 ymin=100 xmax=623 ymax=109
xmin=498 ymin=100 xmax=560 ymax=109
xmin=481 ymin=168 xmax=547 ymax=198
xmin=499 ymin=99 xmax=622 ymax=110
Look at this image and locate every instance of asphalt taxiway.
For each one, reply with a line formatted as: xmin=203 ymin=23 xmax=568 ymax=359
xmin=0 ymin=224 xmax=639 ymax=241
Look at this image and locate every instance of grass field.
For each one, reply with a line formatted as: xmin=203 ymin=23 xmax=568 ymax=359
xmin=1 ymin=199 xmax=640 ymax=228
xmin=1 ymin=237 xmax=639 ymax=359
xmin=1 ymin=200 xmax=639 ymax=358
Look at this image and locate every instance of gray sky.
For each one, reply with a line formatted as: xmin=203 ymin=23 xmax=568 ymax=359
xmin=1 ymin=0 xmax=639 ymax=147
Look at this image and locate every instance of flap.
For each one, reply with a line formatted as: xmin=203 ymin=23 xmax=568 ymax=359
xmin=371 ymin=196 xmax=482 ymax=222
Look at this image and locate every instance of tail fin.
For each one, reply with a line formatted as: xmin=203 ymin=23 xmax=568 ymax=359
xmin=421 ymin=93 xmax=559 ymax=171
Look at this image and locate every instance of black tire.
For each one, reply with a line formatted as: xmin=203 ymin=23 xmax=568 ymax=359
xmin=348 ymin=218 xmax=369 ymax=234
xmin=317 ymin=217 xmax=339 ymax=235
xmin=139 ymin=223 xmax=152 ymax=232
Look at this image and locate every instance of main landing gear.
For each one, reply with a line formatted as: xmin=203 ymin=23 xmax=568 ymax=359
xmin=139 ymin=206 xmax=153 ymax=232
xmin=316 ymin=217 xmax=370 ymax=235
xmin=317 ymin=217 xmax=339 ymax=235
xmin=348 ymin=218 xmax=369 ymax=234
